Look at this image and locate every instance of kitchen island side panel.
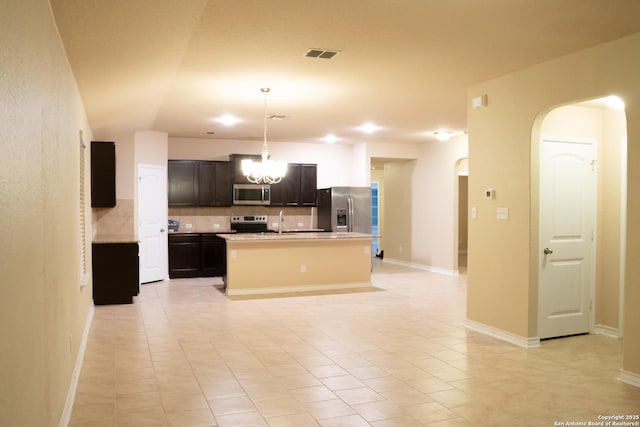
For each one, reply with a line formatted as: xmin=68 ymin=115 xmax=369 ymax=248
xmin=224 ymin=237 xmax=372 ymax=295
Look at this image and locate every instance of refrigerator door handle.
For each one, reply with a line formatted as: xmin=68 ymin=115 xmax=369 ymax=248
xmin=348 ymin=197 xmax=353 ymax=232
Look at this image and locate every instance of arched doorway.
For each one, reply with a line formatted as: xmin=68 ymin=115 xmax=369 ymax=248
xmin=536 ymin=96 xmax=627 ymax=340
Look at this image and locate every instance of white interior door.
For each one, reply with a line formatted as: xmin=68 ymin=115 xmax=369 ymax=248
xmin=138 ymin=164 xmax=167 ymax=283
xmin=539 ymin=137 xmax=596 ymax=339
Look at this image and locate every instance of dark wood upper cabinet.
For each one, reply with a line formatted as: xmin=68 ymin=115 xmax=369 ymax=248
xmin=91 ymin=141 xmax=116 ymax=208
xmin=197 ymin=161 xmax=216 ymax=206
xmin=168 ymin=160 xmax=232 ymax=207
xmin=168 ymin=160 xmax=198 ymax=206
xmin=299 ymin=164 xmax=318 ymax=206
xmin=230 ymin=154 xmax=261 ymax=184
xmin=271 ymin=163 xmax=317 ymax=207
xmin=214 ymin=161 xmax=232 ymax=206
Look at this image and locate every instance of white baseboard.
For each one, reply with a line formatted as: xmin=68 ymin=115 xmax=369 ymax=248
xmin=619 ymin=369 xmax=640 ymax=388
xmin=465 ymin=319 xmax=540 ymax=348
xmin=594 ymin=324 xmax=620 ymax=338
xmin=226 ymin=281 xmax=372 ymax=296
xmin=383 ymin=258 xmax=460 ymax=277
xmin=59 ymin=304 xmax=94 ymax=427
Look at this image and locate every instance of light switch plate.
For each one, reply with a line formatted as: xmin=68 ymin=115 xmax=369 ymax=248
xmin=497 ymin=207 xmax=509 ymax=220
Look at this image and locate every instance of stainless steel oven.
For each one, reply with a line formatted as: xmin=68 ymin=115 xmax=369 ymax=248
xmin=230 ymin=215 xmax=270 ymax=233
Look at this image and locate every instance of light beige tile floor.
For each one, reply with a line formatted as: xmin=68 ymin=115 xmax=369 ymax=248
xmin=70 ymin=261 xmax=640 ymax=426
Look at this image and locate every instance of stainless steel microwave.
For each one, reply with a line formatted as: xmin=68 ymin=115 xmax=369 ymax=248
xmin=233 ymin=184 xmax=271 ymax=205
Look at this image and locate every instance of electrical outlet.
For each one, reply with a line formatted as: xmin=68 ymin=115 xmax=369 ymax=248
xmin=185 ymin=223 xmax=193 ymax=229
xmin=231 ymin=250 xmax=237 ymax=258
xmin=213 ymin=223 xmax=220 ymax=229
xmin=364 ymin=246 xmax=370 ymax=254
xmin=301 ymin=265 xmax=306 ymax=273
xmin=471 ymin=207 xmax=477 ymax=219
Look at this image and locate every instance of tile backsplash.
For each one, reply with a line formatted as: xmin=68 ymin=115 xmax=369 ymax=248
xmin=93 ymin=203 xmax=317 ymax=236
xmin=168 ymin=206 xmax=316 ymax=233
xmin=93 ymin=198 xmax=135 ymax=237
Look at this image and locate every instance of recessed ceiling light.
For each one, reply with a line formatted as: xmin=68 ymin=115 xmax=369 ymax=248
xmin=605 ymin=96 xmax=625 ymax=110
xmin=214 ymin=114 xmax=242 ymax=126
xmin=322 ymin=134 xmax=340 ymax=144
xmin=433 ymin=130 xmax=453 ymax=141
xmin=432 ymin=130 xmax=467 ymax=141
xmin=357 ymin=122 xmax=383 ymax=134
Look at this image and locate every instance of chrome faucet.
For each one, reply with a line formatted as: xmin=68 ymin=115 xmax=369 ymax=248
xmin=279 ymin=210 xmax=284 ymax=235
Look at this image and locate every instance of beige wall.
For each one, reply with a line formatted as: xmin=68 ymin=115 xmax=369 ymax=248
xmin=540 ymin=104 xmax=626 ymax=331
xmin=0 ymin=0 xmax=94 ymax=425
xmin=383 ymin=160 xmax=417 ymax=262
xmin=380 ymin=136 xmax=469 ymax=273
xmin=467 ymin=32 xmax=640 ymax=375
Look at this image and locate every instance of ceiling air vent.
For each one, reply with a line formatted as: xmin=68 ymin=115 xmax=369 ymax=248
xmin=304 ymin=48 xmax=340 ymax=59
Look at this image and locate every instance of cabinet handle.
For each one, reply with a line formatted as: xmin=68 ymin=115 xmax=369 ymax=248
xmin=160 ymin=229 xmax=166 ymax=233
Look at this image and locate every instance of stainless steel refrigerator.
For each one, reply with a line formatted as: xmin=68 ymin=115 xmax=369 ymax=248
xmin=317 ymin=187 xmax=372 ymax=233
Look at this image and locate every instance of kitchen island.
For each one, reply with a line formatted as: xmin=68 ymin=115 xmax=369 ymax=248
xmin=217 ymin=232 xmax=373 ymax=296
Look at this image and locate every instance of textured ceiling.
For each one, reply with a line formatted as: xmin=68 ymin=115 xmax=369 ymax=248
xmin=50 ymin=0 xmax=640 ymax=144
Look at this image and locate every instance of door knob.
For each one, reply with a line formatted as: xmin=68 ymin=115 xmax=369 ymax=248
xmin=543 ymin=248 xmax=553 ymax=255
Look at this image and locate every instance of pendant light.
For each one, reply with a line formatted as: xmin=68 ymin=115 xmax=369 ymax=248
xmin=241 ymin=88 xmax=287 ymax=184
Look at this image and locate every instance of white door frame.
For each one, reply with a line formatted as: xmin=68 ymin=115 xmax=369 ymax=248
xmin=538 ymin=135 xmax=597 ymax=339
xmin=618 ymin=135 xmax=627 ymax=338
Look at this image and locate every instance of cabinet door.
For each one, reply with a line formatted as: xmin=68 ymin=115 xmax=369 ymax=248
xmin=92 ymin=243 xmax=139 ymax=305
xmin=299 ymin=164 xmax=317 ymax=206
xmin=201 ymin=234 xmax=226 ymax=277
xmin=269 ymin=173 xmax=287 ymax=207
xmin=230 ymin=154 xmax=261 ymax=184
xmin=214 ymin=161 xmax=232 ymax=206
xmin=270 ymin=163 xmax=300 ymax=207
xmin=91 ymin=141 xmax=116 ymax=207
xmin=168 ymin=160 xmax=198 ymax=207
xmin=283 ymin=163 xmax=301 ymax=206
xmin=168 ymin=234 xmax=200 ymax=278
xmin=198 ymin=161 xmax=216 ymax=206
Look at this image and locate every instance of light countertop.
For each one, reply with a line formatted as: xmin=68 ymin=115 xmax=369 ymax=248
xmin=92 ymin=234 xmax=139 ymax=244
xmin=217 ymin=232 xmax=372 ymax=241
xmin=168 ymin=230 xmax=234 ymax=234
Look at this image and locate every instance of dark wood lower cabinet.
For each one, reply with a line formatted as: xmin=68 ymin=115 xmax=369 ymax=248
xmin=92 ymin=242 xmax=139 ymax=305
xmin=168 ymin=233 xmax=226 ymax=278
xmin=167 ymin=234 xmax=200 ymax=278
xmin=201 ymin=234 xmax=226 ymax=277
